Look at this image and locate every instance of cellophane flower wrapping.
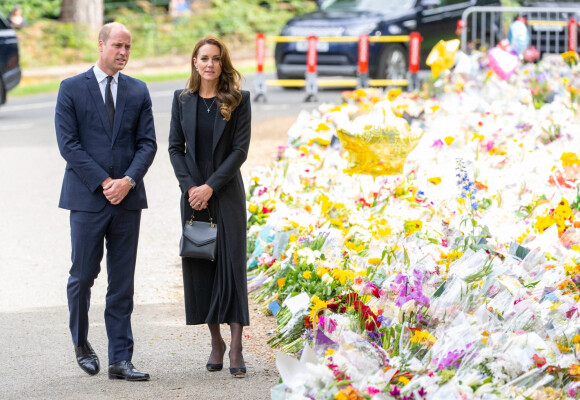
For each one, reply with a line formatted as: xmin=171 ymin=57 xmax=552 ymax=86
xmin=246 ymin=53 xmax=580 ymax=399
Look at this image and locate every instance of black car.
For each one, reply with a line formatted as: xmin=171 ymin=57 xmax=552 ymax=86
xmin=275 ymin=0 xmax=501 ymax=81
xmin=0 ymin=12 xmax=21 ymax=105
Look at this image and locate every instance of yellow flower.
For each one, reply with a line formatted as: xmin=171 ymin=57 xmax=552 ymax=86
xmin=398 ymin=376 xmax=410 ymax=385
xmin=472 ymin=132 xmax=484 ymax=141
xmin=387 ymin=88 xmax=402 ymax=101
xmin=325 ymin=348 xmax=335 ymax=357
xmin=309 ymin=295 xmax=328 ymax=324
xmin=344 ymin=240 xmax=366 ymax=252
xmin=569 ymin=364 xmax=580 ymax=376
xmin=428 ymin=177 xmax=441 ymax=185
xmin=318 ymin=193 xmax=333 ymax=215
xmin=561 ymin=152 xmax=580 ymax=166
xmin=573 ymin=334 xmax=580 ymax=344
xmin=248 ymin=203 xmax=258 ymax=213
xmin=308 ymin=137 xmax=331 ymax=146
xmin=404 ymin=220 xmax=422 ymax=236
xmin=251 ymin=176 xmax=260 ymax=184
xmin=561 ymin=50 xmax=579 ymax=66
xmin=557 ymin=342 xmax=571 ymax=353
xmin=331 ymin=268 xmax=354 ymax=285
xmin=353 ymin=88 xmax=367 ymax=98
xmin=316 ymin=266 xmax=329 ymax=277
xmin=368 ymin=257 xmax=381 ymax=265
xmin=302 ymin=270 xmax=312 ymax=279
xmin=370 ymin=217 xmax=391 ymax=239
xmin=410 ymin=330 xmax=437 ymax=345
xmin=444 ymin=136 xmax=455 ymax=145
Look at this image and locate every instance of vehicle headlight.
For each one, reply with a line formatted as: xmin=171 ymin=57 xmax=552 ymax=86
xmin=345 ymin=23 xmax=378 ymax=36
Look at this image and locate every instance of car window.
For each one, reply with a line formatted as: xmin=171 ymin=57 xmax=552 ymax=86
xmin=319 ymin=0 xmax=415 ymax=12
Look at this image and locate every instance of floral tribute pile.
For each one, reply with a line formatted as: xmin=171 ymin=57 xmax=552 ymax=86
xmin=245 ymin=52 xmax=580 ymax=399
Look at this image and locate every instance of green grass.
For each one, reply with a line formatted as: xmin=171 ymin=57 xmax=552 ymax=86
xmin=10 ymin=64 xmax=275 ymax=97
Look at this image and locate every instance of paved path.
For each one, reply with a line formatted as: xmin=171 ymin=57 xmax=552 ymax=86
xmin=0 ymin=141 xmax=279 ymax=399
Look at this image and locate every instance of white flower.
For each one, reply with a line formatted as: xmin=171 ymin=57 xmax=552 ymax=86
xmin=400 ymin=299 xmax=417 ymax=314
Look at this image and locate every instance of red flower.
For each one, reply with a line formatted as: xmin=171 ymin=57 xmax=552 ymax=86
xmin=303 ymin=315 xmax=313 ymax=329
xmin=532 ymin=353 xmax=546 ymax=368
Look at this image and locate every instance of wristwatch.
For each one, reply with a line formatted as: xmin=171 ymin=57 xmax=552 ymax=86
xmin=125 ymin=175 xmax=136 ymax=189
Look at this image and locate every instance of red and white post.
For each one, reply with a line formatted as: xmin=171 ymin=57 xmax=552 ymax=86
xmin=305 ymin=35 xmax=318 ymax=102
xmin=569 ymin=18 xmax=578 ymax=52
xmin=357 ymin=34 xmax=369 ymax=88
xmin=408 ymin=32 xmax=422 ymax=91
xmin=254 ymin=33 xmax=267 ymax=102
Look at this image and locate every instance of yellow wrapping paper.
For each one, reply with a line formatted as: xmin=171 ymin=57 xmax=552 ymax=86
xmin=337 ymin=107 xmax=422 ymax=176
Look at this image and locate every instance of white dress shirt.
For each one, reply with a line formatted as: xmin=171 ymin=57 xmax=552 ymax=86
xmin=93 ymin=64 xmax=119 ymax=107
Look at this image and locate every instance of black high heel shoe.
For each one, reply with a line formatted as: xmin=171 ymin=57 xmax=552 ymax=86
xmin=206 ymin=340 xmax=226 ymax=372
xmin=229 ymin=350 xmax=246 ymax=378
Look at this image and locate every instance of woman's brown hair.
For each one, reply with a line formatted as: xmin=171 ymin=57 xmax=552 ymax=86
xmin=181 ymin=36 xmax=242 ymax=121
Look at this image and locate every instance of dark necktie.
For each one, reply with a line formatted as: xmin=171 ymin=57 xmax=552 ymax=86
xmin=105 ymin=76 xmax=115 ymax=130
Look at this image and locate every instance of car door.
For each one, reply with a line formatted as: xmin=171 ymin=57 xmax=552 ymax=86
xmin=0 ymin=13 xmax=21 ymax=100
xmin=417 ymin=0 xmax=473 ymax=62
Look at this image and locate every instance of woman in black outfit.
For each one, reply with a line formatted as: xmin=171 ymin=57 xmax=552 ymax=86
xmin=168 ymin=36 xmax=251 ymax=378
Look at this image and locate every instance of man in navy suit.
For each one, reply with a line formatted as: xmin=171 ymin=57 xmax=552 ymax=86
xmin=55 ymin=22 xmax=157 ymax=381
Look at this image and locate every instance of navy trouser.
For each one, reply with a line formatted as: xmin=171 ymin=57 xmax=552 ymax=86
xmin=67 ymin=203 xmax=141 ymax=364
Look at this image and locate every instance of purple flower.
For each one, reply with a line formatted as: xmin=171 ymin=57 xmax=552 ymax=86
xmin=433 ymin=347 xmax=467 ymax=371
xmin=417 ymin=387 xmax=427 ymax=398
xmin=395 ymin=273 xmax=407 ymax=284
xmin=390 ymin=385 xmax=401 ymax=397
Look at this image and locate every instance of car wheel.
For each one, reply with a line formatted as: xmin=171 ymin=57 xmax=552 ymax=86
xmin=375 ymin=44 xmax=408 ymax=81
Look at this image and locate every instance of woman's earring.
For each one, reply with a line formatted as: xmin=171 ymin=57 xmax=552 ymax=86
xmin=195 ymin=67 xmax=199 ymax=71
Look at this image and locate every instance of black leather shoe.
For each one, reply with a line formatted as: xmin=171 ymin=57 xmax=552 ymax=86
xmin=108 ymin=360 xmax=150 ymax=381
xmin=206 ymin=340 xmax=227 ymax=372
xmin=74 ymin=341 xmax=100 ymax=376
xmin=229 ymin=350 xmax=246 ymax=378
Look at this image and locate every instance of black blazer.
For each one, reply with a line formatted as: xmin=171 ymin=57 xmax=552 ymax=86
xmin=168 ymin=89 xmax=251 ymax=323
xmin=55 ymin=67 xmax=157 ymax=211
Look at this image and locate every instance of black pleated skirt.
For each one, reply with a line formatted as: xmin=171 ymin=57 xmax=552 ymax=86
xmin=181 ymin=200 xmax=249 ymax=326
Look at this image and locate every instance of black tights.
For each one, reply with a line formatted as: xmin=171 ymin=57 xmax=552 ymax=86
xmin=207 ymin=322 xmax=244 ymax=368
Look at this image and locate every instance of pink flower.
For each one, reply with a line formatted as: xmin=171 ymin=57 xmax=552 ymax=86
xmin=432 ymin=139 xmax=444 ymax=149
xmin=367 ymin=386 xmax=380 ymax=395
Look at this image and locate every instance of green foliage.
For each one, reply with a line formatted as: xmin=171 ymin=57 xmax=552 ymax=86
xmin=17 ymin=20 xmax=96 ymax=68
xmin=16 ymin=0 xmax=317 ymax=68
xmin=0 ymin=0 xmax=61 ymax=20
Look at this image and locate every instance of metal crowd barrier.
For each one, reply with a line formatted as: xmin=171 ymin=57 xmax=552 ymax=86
xmin=460 ymin=6 xmax=579 ymax=54
xmin=254 ymin=32 xmax=422 ymax=103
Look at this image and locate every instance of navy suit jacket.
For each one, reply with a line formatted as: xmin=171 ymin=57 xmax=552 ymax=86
xmin=55 ymin=67 xmax=157 ymax=212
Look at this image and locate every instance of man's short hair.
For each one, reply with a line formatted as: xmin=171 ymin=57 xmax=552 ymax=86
xmin=98 ymin=22 xmax=129 ymax=43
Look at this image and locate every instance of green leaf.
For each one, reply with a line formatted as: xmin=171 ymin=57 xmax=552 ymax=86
xmin=432 ymin=281 xmax=447 ymax=298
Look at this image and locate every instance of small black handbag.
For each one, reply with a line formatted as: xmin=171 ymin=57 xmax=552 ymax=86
xmin=179 ymin=208 xmax=217 ymax=261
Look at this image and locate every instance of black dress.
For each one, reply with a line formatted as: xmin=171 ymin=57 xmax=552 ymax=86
xmin=180 ymin=93 xmax=249 ymax=326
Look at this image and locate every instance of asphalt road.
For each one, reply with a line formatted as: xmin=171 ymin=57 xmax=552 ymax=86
xmin=0 ymin=74 xmax=345 ymax=400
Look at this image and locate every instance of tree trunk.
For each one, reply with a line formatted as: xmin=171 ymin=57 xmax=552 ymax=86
xmin=60 ymin=0 xmax=104 ymax=32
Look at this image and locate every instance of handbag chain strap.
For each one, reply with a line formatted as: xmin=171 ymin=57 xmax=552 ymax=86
xmin=189 ymin=208 xmax=214 ymax=228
